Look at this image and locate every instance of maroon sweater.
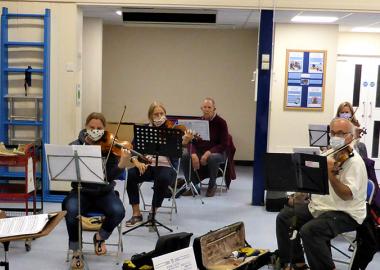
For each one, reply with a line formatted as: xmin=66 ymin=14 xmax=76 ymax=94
xmin=191 ymin=114 xmax=229 ymax=154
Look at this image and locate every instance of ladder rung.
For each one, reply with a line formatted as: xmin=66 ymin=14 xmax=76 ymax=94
xmin=4 ymin=68 xmax=44 ymax=73
xmin=4 ymin=94 xmax=43 ymax=99
xmin=0 ymin=172 xmax=42 ymax=178
xmin=5 ymin=41 xmax=44 ymax=47
xmin=4 ymin=120 xmax=43 ymax=126
xmin=7 ymin=14 xmax=45 ymax=19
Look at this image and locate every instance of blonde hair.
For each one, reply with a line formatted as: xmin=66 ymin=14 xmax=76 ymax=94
xmin=147 ymin=101 xmax=166 ymax=122
xmin=335 ymin=101 xmax=359 ymax=127
xmin=85 ymin=112 xmax=106 ymax=127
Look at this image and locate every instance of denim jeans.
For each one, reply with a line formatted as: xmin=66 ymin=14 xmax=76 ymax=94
xmin=62 ymin=188 xmax=125 ymax=251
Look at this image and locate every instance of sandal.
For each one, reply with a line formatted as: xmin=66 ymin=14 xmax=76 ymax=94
xmin=71 ymin=254 xmax=84 ymax=270
xmin=93 ymin=233 xmax=107 ymax=255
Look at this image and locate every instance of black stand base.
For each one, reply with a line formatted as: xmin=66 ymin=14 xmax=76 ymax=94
xmin=1 ymin=242 xmax=10 ymax=270
xmin=123 ymin=213 xmax=173 ymax=237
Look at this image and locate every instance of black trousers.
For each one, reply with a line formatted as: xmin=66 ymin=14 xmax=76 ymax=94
xmin=276 ymin=203 xmax=359 ymax=270
xmin=127 ymin=166 xmax=176 ymax=208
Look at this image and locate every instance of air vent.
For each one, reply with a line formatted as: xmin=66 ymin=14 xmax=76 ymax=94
xmin=122 ymin=9 xmax=216 ymax=24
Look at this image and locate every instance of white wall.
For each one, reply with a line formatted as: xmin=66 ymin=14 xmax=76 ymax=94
xmin=338 ymin=32 xmax=380 ymax=57
xmin=102 ymin=26 xmax=257 ymax=160
xmin=268 ymin=23 xmax=339 ymax=152
xmin=82 ymin=17 xmax=103 ymax=122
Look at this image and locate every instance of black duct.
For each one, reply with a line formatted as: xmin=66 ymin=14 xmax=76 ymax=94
xmin=122 ymin=11 xmax=216 ymax=24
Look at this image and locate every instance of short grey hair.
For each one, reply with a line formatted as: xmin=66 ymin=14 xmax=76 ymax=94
xmin=203 ymin=97 xmax=215 ymax=106
xmin=330 ymin=117 xmax=355 ymax=134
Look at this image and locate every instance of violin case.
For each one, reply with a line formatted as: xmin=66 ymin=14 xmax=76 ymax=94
xmin=193 ymin=222 xmax=271 ymax=270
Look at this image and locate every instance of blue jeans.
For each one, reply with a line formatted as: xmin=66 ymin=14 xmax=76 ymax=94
xmin=62 ymin=189 xmax=125 ymax=251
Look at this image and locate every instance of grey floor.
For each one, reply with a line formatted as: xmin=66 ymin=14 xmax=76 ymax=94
xmin=1 ymin=166 xmax=380 ymax=270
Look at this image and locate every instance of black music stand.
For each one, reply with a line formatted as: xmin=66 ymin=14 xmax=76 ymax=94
xmin=264 ymin=152 xmax=329 ymax=266
xmin=123 ymin=125 xmax=183 ymax=237
xmin=264 ymin=152 xmax=329 ymax=195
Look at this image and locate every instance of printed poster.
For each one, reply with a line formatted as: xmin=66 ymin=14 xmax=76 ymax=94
xmin=287 ymin=86 xmax=302 ymax=107
xmin=307 ymin=87 xmax=322 ymax=108
xmin=288 ymin=52 xmax=304 ymax=73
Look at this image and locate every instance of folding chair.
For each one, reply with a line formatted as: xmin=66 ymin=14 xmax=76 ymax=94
xmin=199 ymin=157 xmax=229 ymax=195
xmin=331 ymin=179 xmax=375 ymax=269
xmin=66 ymin=171 xmax=128 ymax=263
xmin=138 ymin=159 xmax=181 ymax=221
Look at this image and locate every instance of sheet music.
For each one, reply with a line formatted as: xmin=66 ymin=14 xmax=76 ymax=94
xmin=27 ymin=157 xmax=35 ymax=193
xmin=45 ymin=144 xmax=104 ymax=183
xmin=0 ymin=214 xmax=49 ymax=238
xmin=152 ymin=247 xmax=198 ymax=270
xmin=177 ymin=119 xmax=210 ymax=141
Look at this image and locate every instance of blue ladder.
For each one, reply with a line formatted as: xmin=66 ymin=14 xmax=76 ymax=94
xmin=0 ymin=8 xmax=62 ymax=203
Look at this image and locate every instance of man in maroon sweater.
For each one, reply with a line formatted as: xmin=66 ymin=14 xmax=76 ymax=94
xmin=182 ymin=97 xmax=229 ymax=197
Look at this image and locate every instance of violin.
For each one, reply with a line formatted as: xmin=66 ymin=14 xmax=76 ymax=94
xmin=95 ymin=131 xmax=152 ymax=164
xmin=327 ymin=140 xmax=356 ymax=174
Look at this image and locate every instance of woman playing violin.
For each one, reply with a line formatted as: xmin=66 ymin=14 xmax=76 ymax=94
xmin=62 ymin=112 xmax=130 ymax=270
xmin=335 ymin=101 xmax=368 ymax=158
xmin=125 ymin=101 xmax=193 ymax=227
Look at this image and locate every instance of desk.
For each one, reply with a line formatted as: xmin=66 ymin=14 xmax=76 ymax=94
xmin=0 ymin=211 xmax=66 ymax=270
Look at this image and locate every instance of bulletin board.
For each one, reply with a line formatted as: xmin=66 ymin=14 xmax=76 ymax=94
xmin=284 ymin=50 xmax=326 ymax=111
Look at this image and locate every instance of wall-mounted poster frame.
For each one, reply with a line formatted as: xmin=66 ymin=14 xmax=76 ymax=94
xmin=284 ymin=49 xmax=327 ymax=111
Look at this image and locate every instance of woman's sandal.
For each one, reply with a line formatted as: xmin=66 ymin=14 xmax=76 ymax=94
xmin=93 ymin=233 xmax=107 ymax=255
xmin=71 ymin=254 xmax=84 ymax=270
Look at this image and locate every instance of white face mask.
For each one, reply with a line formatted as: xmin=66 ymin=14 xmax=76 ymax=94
xmin=330 ymin=136 xmax=346 ymax=150
xmin=153 ymin=115 xmax=166 ymax=127
xmin=339 ymin=112 xmax=352 ymax=119
xmin=86 ymin=129 xmax=104 ymax=141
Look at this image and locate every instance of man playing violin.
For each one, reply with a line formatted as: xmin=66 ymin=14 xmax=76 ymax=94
xmin=125 ymin=101 xmax=193 ymax=227
xmin=276 ymin=117 xmax=367 ymax=270
xmin=62 ymin=112 xmax=130 ymax=270
xmin=182 ymin=97 xmax=229 ymax=197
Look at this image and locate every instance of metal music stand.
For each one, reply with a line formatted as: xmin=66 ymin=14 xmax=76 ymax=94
xmin=45 ymin=144 xmax=104 ymax=270
xmin=123 ymin=125 xmax=183 ymax=237
xmin=308 ymin=124 xmax=330 ymax=148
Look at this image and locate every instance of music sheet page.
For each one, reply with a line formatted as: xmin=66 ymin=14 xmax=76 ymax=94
xmin=152 ymin=247 xmax=198 ymax=270
xmin=177 ymin=119 xmax=210 ymax=141
xmin=0 ymin=214 xmax=49 ymax=238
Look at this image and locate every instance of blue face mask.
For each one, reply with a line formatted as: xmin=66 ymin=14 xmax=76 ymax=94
xmin=330 ymin=136 xmax=345 ymax=150
xmin=339 ymin=112 xmax=352 ymax=119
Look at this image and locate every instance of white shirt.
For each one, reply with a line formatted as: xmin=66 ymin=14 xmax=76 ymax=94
xmin=308 ymin=149 xmax=367 ymax=224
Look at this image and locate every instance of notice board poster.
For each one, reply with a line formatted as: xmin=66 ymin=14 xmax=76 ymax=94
xmin=284 ymin=50 xmax=326 ymax=111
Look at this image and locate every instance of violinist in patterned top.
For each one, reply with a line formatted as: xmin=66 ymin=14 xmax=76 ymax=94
xmin=125 ymin=101 xmax=193 ymax=227
xmin=275 ymin=117 xmax=367 ymax=270
xmin=62 ymin=112 xmax=130 ymax=270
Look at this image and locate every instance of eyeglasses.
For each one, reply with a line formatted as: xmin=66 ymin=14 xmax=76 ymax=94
xmin=329 ymin=131 xmax=351 ymax=138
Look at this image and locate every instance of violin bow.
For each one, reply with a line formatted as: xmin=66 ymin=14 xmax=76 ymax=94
xmin=105 ymin=105 xmax=126 ymax=165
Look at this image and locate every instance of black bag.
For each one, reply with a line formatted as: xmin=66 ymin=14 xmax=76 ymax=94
xmin=265 ymin=191 xmax=287 ymax=212
xmin=123 ymin=232 xmax=192 ymax=270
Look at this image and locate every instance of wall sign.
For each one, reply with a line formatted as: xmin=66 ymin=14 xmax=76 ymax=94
xmin=284 ymin=50 xmax=326 ymax=111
